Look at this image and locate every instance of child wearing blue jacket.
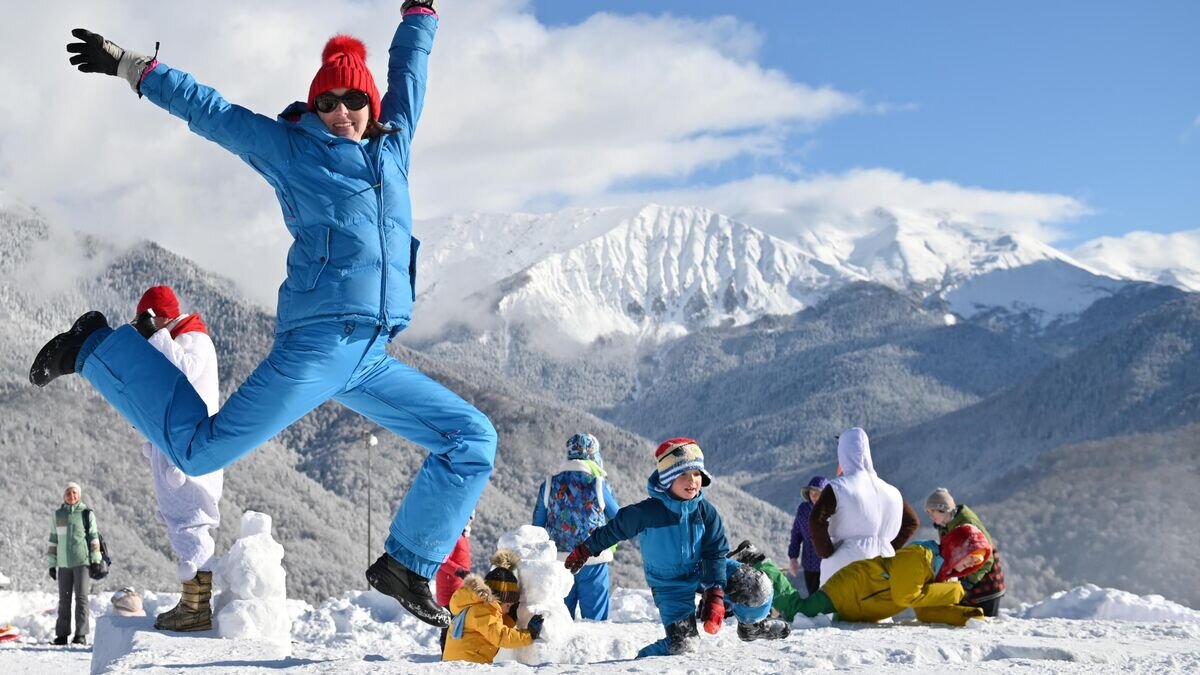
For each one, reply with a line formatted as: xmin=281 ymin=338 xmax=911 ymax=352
xmin=564 ymin=438 xmax=728 ymax=657
xmin=34 ymin=1 xmax=489 ymax=628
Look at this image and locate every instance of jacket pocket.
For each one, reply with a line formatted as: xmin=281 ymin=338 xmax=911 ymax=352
xmin=303 ymin=227 xmax=332 ymax=291
xmin=408 ymin=236 xmax=420 ymax=301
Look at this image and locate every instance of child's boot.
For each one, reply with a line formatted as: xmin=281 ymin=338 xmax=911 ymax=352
xmin=737 ymin=617 xmax=791 ymax=641
xmin=665 ymin=615 xmax=700 ymax=654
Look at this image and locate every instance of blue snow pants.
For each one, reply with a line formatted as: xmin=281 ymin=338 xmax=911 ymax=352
xmin=78 ymin=321 xmax=496 ymax=578
xmin=636 ymin=572 xmax=701 ymax=658
xmin=565 ymin=562 xmax=610 ymax=621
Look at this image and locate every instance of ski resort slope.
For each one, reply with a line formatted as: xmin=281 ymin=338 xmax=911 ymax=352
xmin=2 ymin=586 xmax=1198 ymax=674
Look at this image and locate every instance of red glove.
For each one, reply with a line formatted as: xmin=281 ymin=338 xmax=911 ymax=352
xmin=563 ymin=543 xmax=592 ymax=574
xmin=699 ymin=587 xmax=725 ymax=635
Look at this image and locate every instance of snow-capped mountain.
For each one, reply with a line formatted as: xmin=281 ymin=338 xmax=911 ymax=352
xmin=412 ymin=203 xmax=1137 ymax=345
xmin=414 ymin=204 xmax=862 ymax=344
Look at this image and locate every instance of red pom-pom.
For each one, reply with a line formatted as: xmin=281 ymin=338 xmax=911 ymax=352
xmin=321 ymin=34 xmax=367 ymax=63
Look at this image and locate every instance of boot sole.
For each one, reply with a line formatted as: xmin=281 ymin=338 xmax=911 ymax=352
xmin=29 ymin=311 xmax=107 ymax=387
xmin=366 ymin=566 xmax=450 ymax=628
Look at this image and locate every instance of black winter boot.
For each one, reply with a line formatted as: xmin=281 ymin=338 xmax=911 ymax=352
xmin=737 ymin=618 xmax=791 ymax=641
xmin=728 ymin=539 xmax=766 ymax=566
xmin=29 ymin=311 xmax=109 ymax=387
xmin=52 ymin=635 xmax=69 ymax=646
xmin=665 ymin=615 xmax=700 ymax=655
xmin=366 ymin=553 xmax=450 ymax=627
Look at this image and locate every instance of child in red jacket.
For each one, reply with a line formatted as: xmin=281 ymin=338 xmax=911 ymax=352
xmin=436 ymin=513 xmax=473 ymax=650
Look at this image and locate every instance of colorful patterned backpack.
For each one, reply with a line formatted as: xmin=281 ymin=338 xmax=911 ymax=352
xmin=542 ymin=462 xmax=608 ymax=553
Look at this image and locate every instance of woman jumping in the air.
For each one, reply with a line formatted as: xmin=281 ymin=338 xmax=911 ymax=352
xmin=31 ymin=0 xmax=488 ymax=627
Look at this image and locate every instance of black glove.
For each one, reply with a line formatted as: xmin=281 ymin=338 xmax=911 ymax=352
xmin=49 ymin=568 xmax=57 ymax=581
xmin=526 ymin=614 xmax=545 ymax=640
xmin=506 ymin=600 xmax=520 ymax=621
xmin=67 ymin=28 xmax=155 ymax=93
xmin=402 ymin=0 xmax=437 ymax=12
xmin=132 ymin=310 xmax=157 ymax=339
xmin=454 ymin=567 xmax=469 ymax=579
xmin=90 ymin=562 xmax=104 ymax=578
xmin=67 ymin=29 xmax=122 ymax=75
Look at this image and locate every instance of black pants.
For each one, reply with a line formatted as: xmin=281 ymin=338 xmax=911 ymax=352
xmin=970 ymin=596 xmax=1002 ymax=617
xmin=56 ymin=566 xmax=90 ymax=639
xmin=804 ymin=571 xmax=821 ymax=596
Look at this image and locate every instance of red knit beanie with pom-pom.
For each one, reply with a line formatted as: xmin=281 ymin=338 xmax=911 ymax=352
xmin=308 ymin=35 xmax=381 ymax=121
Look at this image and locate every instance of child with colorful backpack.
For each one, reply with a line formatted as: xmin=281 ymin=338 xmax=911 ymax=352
xmin=532 ymin=433 xmax=619 ymax=620
xmin=564 ymin=438 xmax=728 ymax=657
xmin=443 ymin=550 xmax=544 ymax=664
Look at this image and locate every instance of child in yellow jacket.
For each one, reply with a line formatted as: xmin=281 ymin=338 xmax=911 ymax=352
xmin=442 ymin=550 xmax=544 ymax=663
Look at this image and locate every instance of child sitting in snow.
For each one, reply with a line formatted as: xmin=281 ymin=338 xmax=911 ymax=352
xmin=723 ymin=557 xmax=792 ymax=642
xmin=739 ymin=524 xmax=993 ymax=626
xmin=443 ymin=550 xmax=545 ymax=664
xmin=564 ymin=438 xmax=729 ymax=657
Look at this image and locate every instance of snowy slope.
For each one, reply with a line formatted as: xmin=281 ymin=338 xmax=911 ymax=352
xmin=2 ymin=586 xmax=1199 ymax=673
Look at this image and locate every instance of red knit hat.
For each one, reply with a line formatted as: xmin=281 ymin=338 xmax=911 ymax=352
xmin=137 ymin=286 xmax=181 ymax=319
xmin=936 ymin=524 xmax=993 ymax=582
xmin=308 ymin=35 xmax=381 ymax=122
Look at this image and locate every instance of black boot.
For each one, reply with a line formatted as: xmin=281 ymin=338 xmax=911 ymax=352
xmin=737 ymin=618 xmax=791 ymax=642
xmin=728 ymin=539 xmax=766 ymax=566
xmin=52 ymin=635 xmax=69 ymax=646
xmin=29 ymin=311 xmax=109 ymax=387
xmin=71 ymin=634 xmax=88 ymax=645
xmin=665 ymin=615 xmax=700 ymax=655
xmin=366 ymin=553 xmax=450 ymax=627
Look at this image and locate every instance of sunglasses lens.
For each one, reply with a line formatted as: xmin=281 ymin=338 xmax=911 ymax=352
xmin=315 ymin=93 xmax=339 ymax=113
xmin=343 ymin=90 xmax=370 ymax=111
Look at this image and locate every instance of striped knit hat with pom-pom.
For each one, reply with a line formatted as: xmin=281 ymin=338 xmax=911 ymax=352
xmin=654 ymin=437 xmax=712 ymax=490
xmin=308 ymin=35 xmax=381 ymax=121
xmin=484 ymin=549 xmax=521 ymax=604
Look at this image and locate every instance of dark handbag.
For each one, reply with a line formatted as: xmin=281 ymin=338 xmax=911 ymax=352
xmin=82 ymin=509 xmax=112 ymax=580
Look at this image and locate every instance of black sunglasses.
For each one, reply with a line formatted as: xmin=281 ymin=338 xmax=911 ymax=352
xmin=314 ymin=90 xmax=370 ymax=113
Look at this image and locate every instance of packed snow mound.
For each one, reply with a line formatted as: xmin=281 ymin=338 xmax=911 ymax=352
xmin=1017 ymin=584 xmax=1200 ymax=622
xmin=211 ymin=511 xmax=289 ymax=643
xmin=495 ymin=525 xmax=578 ymax=664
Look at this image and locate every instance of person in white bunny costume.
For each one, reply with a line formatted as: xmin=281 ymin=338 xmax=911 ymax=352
xmin=133 ymin=285 xmax=223 ymax=631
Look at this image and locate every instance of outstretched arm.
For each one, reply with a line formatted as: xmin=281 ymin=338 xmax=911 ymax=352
xmin=67 ymin=28 xmax=293 ymax=174
xmin=381 ymin=3 xmax=438 ymax=142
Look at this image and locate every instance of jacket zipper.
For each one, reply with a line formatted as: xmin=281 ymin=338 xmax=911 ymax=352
xmin=363 ymin=142 xmax=388 ymax=328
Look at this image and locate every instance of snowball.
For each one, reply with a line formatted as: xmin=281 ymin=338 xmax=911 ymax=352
xmin=212 ymin=511 xmax=290 ymax=643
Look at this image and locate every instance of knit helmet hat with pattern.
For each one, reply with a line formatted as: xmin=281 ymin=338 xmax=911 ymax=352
xmin=654 ymin=437 xmax=712 ymax=489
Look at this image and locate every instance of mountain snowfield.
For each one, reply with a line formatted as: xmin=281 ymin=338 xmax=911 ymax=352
xmin=2 ymin=584 xmax=1199 ymax=673
xmin=411 ymin=203 xmax=1183 ymax=347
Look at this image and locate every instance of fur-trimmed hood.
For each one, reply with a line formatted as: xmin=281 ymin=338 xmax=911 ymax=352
xmin=449 ymin=574 xmax=495 ymax=614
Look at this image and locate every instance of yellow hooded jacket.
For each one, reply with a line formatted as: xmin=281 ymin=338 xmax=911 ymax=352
xmin=442 ymin=575 xmax=534 ymax=663
xmin=822 ymin=545 xmax=984 ymax=626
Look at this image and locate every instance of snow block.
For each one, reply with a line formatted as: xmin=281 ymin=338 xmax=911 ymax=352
xmin=90 ymin=614 xmax=288 ymax=674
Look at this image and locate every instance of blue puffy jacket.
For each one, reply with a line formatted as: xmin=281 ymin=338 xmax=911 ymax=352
xmin=584 ymin=472 xmax=729 ymax=588
xmin=139 ymin=14 xmax=436 ymax=335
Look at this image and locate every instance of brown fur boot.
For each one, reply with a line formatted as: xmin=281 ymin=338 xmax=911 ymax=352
xmin=155 ymin=571 xmax=213 ymax=632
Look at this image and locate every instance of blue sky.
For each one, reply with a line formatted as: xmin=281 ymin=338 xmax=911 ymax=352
xmin=532 ymin=1 xmax=1200 ymax=244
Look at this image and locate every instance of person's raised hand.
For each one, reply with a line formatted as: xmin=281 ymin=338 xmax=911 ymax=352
xmin=67 ymin=29 xmax=124 ymax=76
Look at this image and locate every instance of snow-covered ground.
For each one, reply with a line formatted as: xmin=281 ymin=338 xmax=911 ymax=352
xmin=2 ymin=584 xmax=1198 ymax=674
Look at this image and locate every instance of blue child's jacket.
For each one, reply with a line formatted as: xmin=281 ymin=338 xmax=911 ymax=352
xmin=584 ymin=472 xmax=729 ymax=588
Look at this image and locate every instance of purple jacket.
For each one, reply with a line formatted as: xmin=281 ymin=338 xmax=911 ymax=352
xmin=788 ymin=475 xmax=829 ymax=572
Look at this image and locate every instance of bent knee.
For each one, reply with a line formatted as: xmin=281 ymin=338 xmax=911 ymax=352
xmin=447 ymin=412 xmax=497 ymax=468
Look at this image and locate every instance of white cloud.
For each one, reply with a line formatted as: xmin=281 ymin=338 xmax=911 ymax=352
xmin=561 ymin=169 xmax=1090 ymax=246
xmin=1072 ymin=229 xmax=1200 ymax=291
xmin=0 ymin=0 xmax=860 ymax=305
